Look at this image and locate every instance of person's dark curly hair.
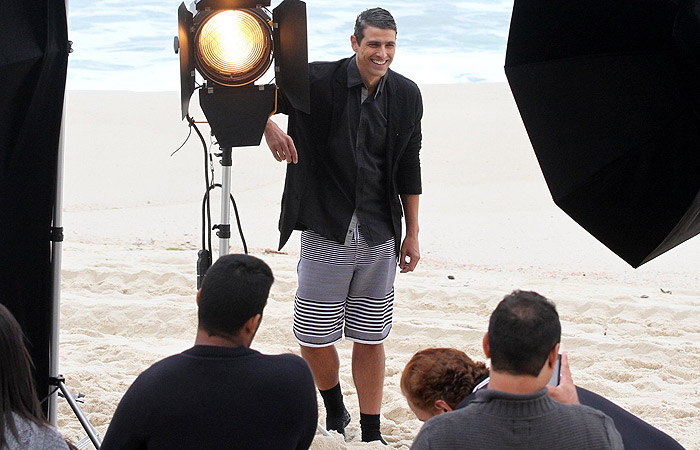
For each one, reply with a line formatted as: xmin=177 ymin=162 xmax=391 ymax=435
xmin=401 ymin=348 xmax=489 ymax=411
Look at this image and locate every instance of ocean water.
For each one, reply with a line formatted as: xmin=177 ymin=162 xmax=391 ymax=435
xmin=66 ymin=0 xmax=513 ymax=90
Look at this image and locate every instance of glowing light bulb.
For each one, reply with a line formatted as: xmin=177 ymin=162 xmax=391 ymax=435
xmin=195 ymin=9 xmax=272 ymax=86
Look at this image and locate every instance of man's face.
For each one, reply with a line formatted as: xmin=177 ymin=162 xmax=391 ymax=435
xmin=351 ymin=25 xmax=396 ymax=84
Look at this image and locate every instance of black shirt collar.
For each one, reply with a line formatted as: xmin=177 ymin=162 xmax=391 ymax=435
xmin=347 ymin=55 xmax=387 ymax=99
xmin=183 ymin=345 xmax=257 ymax=358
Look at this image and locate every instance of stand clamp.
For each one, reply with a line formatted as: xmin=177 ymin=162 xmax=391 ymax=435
xmin=49 ymin=375 xmax=101 ymax=449
xmin=213 ymin=223 xmax=231 ymax=239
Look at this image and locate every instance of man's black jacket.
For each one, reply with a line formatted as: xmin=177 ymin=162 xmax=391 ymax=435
xmin=276 ymin=57 xmax=423 ymax=253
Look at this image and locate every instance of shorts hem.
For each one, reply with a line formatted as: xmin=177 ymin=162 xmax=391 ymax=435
xmin=296 ymin=336 xmax=343 ymax=348
xmin=344 ymin=334 xmax=390 ymax=345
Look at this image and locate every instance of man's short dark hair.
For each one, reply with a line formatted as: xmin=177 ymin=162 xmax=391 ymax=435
xmin=198 ymin=254 xmax=273 ymax=338
xmin=488 ymin=290 xmax=561 ymax=377
xmin=353 ymin=7 xmax=397 ymax=44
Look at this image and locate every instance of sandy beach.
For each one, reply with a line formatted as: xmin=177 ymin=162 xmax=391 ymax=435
xmin=56 ymin=83 xmax=700 ymax=449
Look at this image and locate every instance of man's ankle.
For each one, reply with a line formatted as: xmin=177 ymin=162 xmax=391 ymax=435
xmin=320 ymin=384 xmax=350 ymax=436
xmin=360 ymin=413 xmax=387 ymax=444
xmin=319 ymin=383 xmax=345 ymax=417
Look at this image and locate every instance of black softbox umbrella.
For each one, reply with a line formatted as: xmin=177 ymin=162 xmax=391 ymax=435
xmin=505 ymin=0 xmax=700 ymax=268
xmin=0 ymin=1 xmax=69 ymax=405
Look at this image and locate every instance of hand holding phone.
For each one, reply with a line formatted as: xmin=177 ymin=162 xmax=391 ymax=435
xmin=546 ymin=352 xmax=580 ymax=405
xmin=548 ymin=354 xmax=562 ymax=386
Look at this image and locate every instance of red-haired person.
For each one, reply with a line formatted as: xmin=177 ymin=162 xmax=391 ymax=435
xmin=401 ymin=348 xmax=488 ymax=421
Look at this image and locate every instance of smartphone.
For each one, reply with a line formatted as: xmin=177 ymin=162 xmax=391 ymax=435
xmin=548 ymin=354 xmax=562 ymax=386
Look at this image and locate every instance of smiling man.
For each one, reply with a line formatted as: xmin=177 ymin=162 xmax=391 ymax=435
xmin=264 ymin=7 xmax=423 ymax=444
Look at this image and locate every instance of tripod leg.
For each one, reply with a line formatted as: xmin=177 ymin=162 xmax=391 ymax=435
xmin=57 ymin=381 xmax=102 ymax=449
xmin=317 ymin=422 xmax=334 ymax=438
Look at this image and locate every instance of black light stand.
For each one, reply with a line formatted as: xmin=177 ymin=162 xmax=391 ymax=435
xmin=49 ymin=376 xmax=101 ymax=449
xmin=216 ymin=147 xmax=233 ymax=257
xmin=195 ymin=150 xmax=231 ymax=289
xmin=47 ymin=97 xmax=102 ymax=449
xmin=194 ymin=82 xmax=275 ymax=281
xmin=46 ymin=6 xmax=101 ymax=445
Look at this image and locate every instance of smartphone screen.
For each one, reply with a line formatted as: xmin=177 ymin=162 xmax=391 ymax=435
xmin=548 ymin=354 xmax=562 ymax=386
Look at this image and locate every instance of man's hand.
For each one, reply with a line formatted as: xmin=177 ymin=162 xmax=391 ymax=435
xmin=546 ymin=352 xmax=580 ymax=405
xmin=399 ymin=194 xmax=420 ymax=273
xmin=264 ymin=119 xmax=298 ymax=164
xmin=399 ymin=233 xmax=420 ymax=273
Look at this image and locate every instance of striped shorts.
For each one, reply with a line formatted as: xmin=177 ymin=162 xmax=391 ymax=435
xmin=293 ymin=226 xmax=396 ymax=347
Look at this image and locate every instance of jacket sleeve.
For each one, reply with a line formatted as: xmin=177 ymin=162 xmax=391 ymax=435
xmin=396 ymin=86 xmax=423 ymax=195
xmin=274 ymin=88 xmax=292 ymax=116
xmin=274 ymin=61 xmax=320 ymax=117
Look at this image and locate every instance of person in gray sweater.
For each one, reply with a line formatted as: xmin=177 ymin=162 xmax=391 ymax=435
xmin=411 ymin=290 xmax=623 ymax=450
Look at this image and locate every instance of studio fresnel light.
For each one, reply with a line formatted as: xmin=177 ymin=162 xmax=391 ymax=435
xmin=175 ymin=0 xmax=309 ymax=147
xmin=194 ymin=9 xmax=273 ymax=86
